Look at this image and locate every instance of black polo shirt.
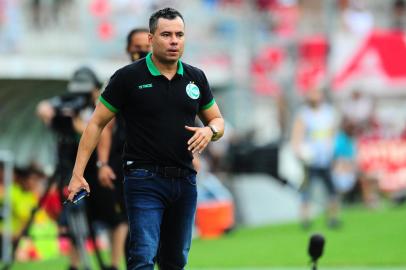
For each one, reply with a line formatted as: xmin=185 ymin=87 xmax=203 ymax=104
xmin=100 ymin=53 xmax=215 ymax=172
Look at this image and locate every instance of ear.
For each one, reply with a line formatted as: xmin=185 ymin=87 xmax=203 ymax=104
xmin=148 ymin=33 xmax=153 ymax=43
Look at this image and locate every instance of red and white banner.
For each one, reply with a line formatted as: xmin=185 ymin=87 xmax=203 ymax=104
xmin=357 ymin=138 xmax=406 ymax=192
xmin=334 ymin=30 xmax=406 ymax=91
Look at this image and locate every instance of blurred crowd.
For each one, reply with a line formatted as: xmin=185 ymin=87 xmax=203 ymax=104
xmin=0 ymin=162 xmax=59 ymax=261
xmin=1 ymin=0 xmax=406 ymax=55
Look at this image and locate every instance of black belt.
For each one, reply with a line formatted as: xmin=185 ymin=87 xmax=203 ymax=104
xmin=124 ymin=163 xmax=192 ymax=178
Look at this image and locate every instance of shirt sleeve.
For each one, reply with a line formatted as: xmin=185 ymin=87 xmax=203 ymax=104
xmin=99 ymin=69 xmax=127 ymax=113
xmin=197 ymin=69 xmax=215 ymax=111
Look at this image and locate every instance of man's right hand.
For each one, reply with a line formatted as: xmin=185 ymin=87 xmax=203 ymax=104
xmin=98 ymin=165 xmax=116 ymax=189
xmin=67 ymin=173 xmax=90 ymax=202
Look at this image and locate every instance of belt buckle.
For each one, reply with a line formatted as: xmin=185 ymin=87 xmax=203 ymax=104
xmin=164 ymin=167 xmax=180 ymax=178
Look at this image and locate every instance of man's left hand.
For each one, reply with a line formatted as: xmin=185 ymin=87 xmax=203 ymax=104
xmin=185 ymin=126 xmax=212 ymax=154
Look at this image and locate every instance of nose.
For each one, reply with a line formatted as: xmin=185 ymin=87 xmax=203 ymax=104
xmin=170 ymin=35 xmax=179 ymax=45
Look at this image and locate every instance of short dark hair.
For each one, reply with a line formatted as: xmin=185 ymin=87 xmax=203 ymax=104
xmin=394 ymin=0 xmax=405 ymax=9
xmin=126 ymin=28 xmax=149 ymax=49
xmin=149 ymin=7 xmax=184 ymax=34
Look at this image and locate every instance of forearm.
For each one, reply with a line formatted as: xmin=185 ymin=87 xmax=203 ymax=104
xmin=73 ymin=120 xmax=105 ymax=176
xmin=97 ymin=119 xmax=114 ymax=164
xmin=291 ymin=118 xmax=304 ymax=156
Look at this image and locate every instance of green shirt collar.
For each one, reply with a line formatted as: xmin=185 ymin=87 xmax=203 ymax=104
xmin=146 ymin=52 xmax=184 ymax=76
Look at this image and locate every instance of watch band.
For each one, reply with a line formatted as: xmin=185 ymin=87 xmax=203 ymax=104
xmin=208 ymin=125 xmax=218 ymax=140
xmin=96 ymin=161 xmax=108 ymax=169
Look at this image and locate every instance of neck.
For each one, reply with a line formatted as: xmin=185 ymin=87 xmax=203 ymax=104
xmin=151 ymin=54 xmax=178 ymax=78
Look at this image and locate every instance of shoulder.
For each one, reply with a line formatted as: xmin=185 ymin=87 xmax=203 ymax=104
xmin=181 ymin=61 xmax=207 ymax=80
xmin=114 ymin=58 xmax=147 ymax=77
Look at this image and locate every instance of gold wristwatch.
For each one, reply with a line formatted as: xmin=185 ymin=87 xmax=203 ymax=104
xmin=208 ymin=124 xmax=218 ymax=140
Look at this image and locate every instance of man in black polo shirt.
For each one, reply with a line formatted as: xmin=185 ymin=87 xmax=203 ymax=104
xmin=67 ymin=7 xmax=224 ymax=270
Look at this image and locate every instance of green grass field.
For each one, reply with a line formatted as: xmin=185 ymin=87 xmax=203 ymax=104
xmin=5 ymin=202 xmax=406 ymax=270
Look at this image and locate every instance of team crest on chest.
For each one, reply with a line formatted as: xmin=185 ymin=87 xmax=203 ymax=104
xmin=186 ymin=82 xmax=200 ymax=100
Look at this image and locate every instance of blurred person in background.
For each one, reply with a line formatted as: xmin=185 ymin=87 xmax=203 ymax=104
xmin=341 ymin=0 xmax=374 ymax=35
xmin=0 ymin=162 xmax=6 ymax=258
xmin=341 ymin=89 xmax=375 ymax=136
xmin=31 ymin=0 xmax=41 ymax=29
xmin=291 ymin=87 xmax=340 ymax=229
xmin=0 ymin=0 xmax=22 ymax=52
xmin=332 ymin=118 xmax=358 ymax=202
xmin=37 ymin=66 xmax=101 ymax=270
xmin=126 ymin=28 xmax=151 ymax=62
xmin=340 ymin=90 xmax=380 ymax=208
xmin=391 ymin=0 xmax=406 ymax=31
xmin=67 ymin=7 xmax=224 ymax=270
xmin=30 ymin=0 xmax=73 ymax=30
xmin=96 ymin=27 xmax=150 ymax=270
xmin=0 ymin=164 xmax=59 ymax=261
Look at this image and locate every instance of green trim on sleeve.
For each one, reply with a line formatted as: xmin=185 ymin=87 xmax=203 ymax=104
xmin=99 ymin=96 xmax=118 ymax=113
xmin=200 ymin=98 xmax=215 ymax=111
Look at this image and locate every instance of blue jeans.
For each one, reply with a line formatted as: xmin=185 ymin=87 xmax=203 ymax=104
xmin=301 ymin=166 xmax=336 ymax=202
xmin=123 ymin=168 xmax=197 ymax=270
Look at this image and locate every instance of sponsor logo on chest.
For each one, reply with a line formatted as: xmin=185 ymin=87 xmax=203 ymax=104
xmin=138 ymin=83 xmax=153 ymax=89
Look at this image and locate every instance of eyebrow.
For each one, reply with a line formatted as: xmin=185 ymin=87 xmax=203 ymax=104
xmin=160 ymin=31 xmax=184 ymax=34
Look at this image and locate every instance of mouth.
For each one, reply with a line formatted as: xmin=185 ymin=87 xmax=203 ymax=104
xmin=167 ymin=49 xmax=179 ymax=54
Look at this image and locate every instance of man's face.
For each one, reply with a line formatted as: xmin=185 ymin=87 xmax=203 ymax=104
xmin=127 ymin=32 xmax=151 ymax=62
xmin=307 ymin=88 xmax=323 ymax=108
xmin=149 ymin=17 xmax=185 ymax=64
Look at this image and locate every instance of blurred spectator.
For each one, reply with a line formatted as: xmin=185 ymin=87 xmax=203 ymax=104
xmin=358 ymin=171 xmax=380 ymax=208
xmin=37 ymin=66 xmax=102 ymax=270
xmin=402 ymin=122 xmax=406 ymax=139
xmin=0 ymin=164 xmax=58 ymax=261
xmin=255 ymin=0 xmax=273 ymax=10
xmin=203 ymin=0 xmax=219 ymax=9
xmin=0 ymin=0 xmax=21 ymax=52
xmin=341 ymin=89 xmax=374 ymax=136
xmin=220 ymin=0 xmax=242 ymax=7
xmin=332 ymin=118 xmax=357 ymax=199
xmin=31 ymin=0 xmax=41 ymax=29
xmin=0 ymin=162 xmax=3 ymax=257
xmin=52 ymin=0 xmax=74 ymax=26
xmin=254 ymin=0 xmax=299 ymax=38
xmin=0 ymin=162 xmax=4 ymax=220
xmin=31 ymin=0 xmax=73 ymax=30
xmin=0 ymin=0 xmax=4 ymax=23
xmin=291 ymin=88 xmax=340 ymax=229
xmin=391 ymin=0 xmax=406 ymax=30
xmin=276 ymin=92 xmax=289 ymax=139
xmin=0 ymin=162 xmax=3 ymax=185
xmin=342 ymin=0 xmax=374 ymax=35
